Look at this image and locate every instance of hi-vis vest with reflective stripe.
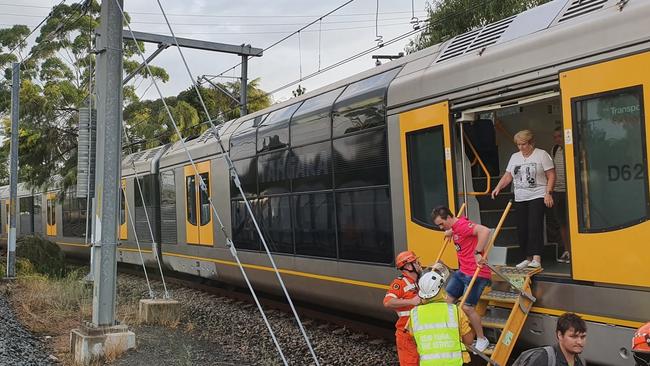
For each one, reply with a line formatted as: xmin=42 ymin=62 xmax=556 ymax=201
xmin=409 ymin=302 xmax=464 ymax=366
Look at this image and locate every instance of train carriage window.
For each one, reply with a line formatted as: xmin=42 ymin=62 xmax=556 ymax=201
xmin=336 ymin=188 xmax=393 ymax=263
xmin=257 ymin=104 xmax=301 ymax=153
xmin=333 ymin=129 xmax=389 ymax=188
xmin=135 ymin=175 xmax=159 ymax=243
xmin=291 ymin=87 xmax=344 ymax=146
xmin=293 ymin=193 xmax=336 ymax=258
xmin=120 ymin=187 xmax=126 ymax=226
xmin=332 ymin=68 xmax=401 ymax=138
xmin=19 ymin=196 xmax=34 ymax=235
xmin=258 ymin=150 xmax=290 ymax=195
xmin=290 ymin=141 xmax=332 ymax=192
xmin=259 ymin=195 xmax=293 ymax=254
xmin=33 ymin=195 xmax=42 ymax=234
xmin=573 ymin=86 xmax=649 ymax=232
xmin=62 ymin=193 xmax=88 ymax=237
xmin=230 ymin=158 xmax=258 ymax=199
xmin=186 ymin=175 xmax=197 ymax=226
xmin=230 ymin=115 xmax=266 ymax=160
xmin=199 ymin=173 xmax=210 ymax=226
xmin=160 ymin=170 xmax=177 ymax=244
xmin=406 ymin=126 xmax=448 ymax=228
xmin=231 ymin=199 xmax=260 ymax=250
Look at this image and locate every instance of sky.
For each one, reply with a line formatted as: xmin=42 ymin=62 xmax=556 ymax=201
xmin=0 ymin=0 xmax=430 ymax=103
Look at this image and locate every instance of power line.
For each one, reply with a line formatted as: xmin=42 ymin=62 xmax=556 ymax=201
xmin=127 ymin=14 xmax=426 ymax=27
xmin=162 ymin=22 xmax=423 ymax=36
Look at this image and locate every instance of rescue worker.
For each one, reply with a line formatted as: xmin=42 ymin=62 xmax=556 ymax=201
xmin=384 ymin=250 xmax=423 ymax=366
xmin=408 ymin=270 xmax=474 ymax=365
xmin=633 ymin=322 xmax=650 ymax=366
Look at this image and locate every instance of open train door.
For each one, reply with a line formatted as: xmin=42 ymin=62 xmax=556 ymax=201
xmin=560 ymin=52 xmax=650 ymax=287
xmin=399 ymin=101 xmax=456 ymax=265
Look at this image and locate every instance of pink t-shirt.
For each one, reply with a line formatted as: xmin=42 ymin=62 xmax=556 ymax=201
xmin=452 ymin=217 xmax=491 ymax=279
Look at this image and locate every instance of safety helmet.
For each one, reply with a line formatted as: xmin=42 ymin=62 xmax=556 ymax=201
xmin=633 ymin=322 xmax=650 ymax=353
xmin=418 ymin=271 xmax=444 ymax=299
xmin=395 ymin=251 xmax=418 ymax=269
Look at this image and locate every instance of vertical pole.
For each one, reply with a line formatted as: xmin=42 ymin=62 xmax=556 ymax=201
xmin=91 ymin=0 xmax=123 ymax=326
xmin=6 ymin=62 xmax=20 ymax=279
xmin=240 ymin=55 xmax=248 ymax=116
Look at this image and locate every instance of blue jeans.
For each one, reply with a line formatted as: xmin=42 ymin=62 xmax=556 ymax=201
xmin=446 ymin=270 xmax=491 ymax=306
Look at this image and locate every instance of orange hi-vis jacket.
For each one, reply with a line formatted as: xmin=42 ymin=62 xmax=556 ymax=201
xmin=384 ymin=274 xmax=419 ymax=330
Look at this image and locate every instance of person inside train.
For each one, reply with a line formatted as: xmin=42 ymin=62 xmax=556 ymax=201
xmin=633 ymin=322 xmax=650 ymax=366
xmin=431 ymin=206 xmax=491 ymax=352
xmin=549 ymin=127 xmax=570 ymax=263
xmin=491 ymin=129 xmax=556 ymax=269
xmin=383 ymin=250 xmax=423 ymax=366
xmin=407 ymin=270 xmax=474 ymax=365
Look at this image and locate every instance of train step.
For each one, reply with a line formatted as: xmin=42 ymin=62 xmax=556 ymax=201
xmin=482 ymin=315 xmax=508 ymax=329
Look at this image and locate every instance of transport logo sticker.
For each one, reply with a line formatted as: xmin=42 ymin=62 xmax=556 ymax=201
xmin=564 ymin=129 xmax=573 ymax=145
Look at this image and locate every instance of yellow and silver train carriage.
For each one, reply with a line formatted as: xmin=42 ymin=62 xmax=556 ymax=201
xmin=2 ymin=0 xmax=649 ymax=364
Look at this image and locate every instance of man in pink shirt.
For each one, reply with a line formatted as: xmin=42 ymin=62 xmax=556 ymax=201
xmin=431 ymin=206 xmax=492 ymax=352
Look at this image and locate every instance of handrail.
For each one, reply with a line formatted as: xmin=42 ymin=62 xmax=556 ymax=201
xmin=458 ymin=200 xmax=512 ymax=309
xmin=432 ymin=203 xmax=467 ymax=265
xmin=457 ymin=132 xmax=492 ymax=196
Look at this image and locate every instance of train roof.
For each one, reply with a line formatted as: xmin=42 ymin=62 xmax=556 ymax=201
xmin=121 ymin=144 xmax=170 ymax=177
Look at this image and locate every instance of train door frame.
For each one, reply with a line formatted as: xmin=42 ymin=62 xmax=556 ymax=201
xmin=119 ymin=179 xmax=127 ymax=240
xmin=184 ymin=160 xmax=213 ymax=246
xmin=46 ymin=193 xmax=57 ymax=236
xmin=398 ymin=101 xmax=456 ymax=265
xmin=560 ymin=51 xmax=650 ymax=288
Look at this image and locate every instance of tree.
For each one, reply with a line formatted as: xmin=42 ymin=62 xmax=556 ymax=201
xmin=406 ymin=0 xmax=550 ymax=53
xmin=0 ymin=1 xmax=168 ymax=189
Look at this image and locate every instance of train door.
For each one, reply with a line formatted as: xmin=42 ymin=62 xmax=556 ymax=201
xmin=184 ymin=161 xmax=213 ymax=246
xmin=560 ymin=52 xmax=650 ymax=287
xmin=46 ymin=193 xmax=57 ymax=236
xmin=119 ymin=179 xmax=127 ymax=240
xmin=399 ymin=101 xmax=456 ymax=265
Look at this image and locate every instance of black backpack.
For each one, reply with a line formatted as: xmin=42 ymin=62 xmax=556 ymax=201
xmin=512 ymin=346 xmax=556 ymax=366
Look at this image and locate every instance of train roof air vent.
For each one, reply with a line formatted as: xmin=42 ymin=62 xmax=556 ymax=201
xmin=436 ymin=15 xmax=516 ymax=63
xmin=557 ymin=0 xmax=608 ymax=23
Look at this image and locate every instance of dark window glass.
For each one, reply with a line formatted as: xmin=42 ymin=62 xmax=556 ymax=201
xmin=230 ymin=158 xmax=257 ymax=199
xmin=291 ymin=88 xmax=343 ymax=146
xmin=333 ymin=129 xmax=389 ymax=188
xmin=134 ymin=175 xmax=159 ymax=243
xmin=293 ymin=193 xmax=336 ymax=258
xmin=62 ymin=194 xmax=88 ymax=238
xmin=120 ymin=188 xmax=126 ymax=225
xmin=258 ymin=150 xmax=290 ymax=195
xmin=257 ymin=103 xmax=301 ymax=153
xmin=406 ymin=126 xmax=448 ymax=227
xmin=290 ymin=141 xmax=332 ymax=192
xmin=199 ymin=173 xmax=211 ymax=226
xmin=229 ymin=117 xmax=260 ymax=160
xmin=33 ymin=195 xmax=42 ymax=234
xmin=231 ymin=199 xmax=260 ymax=251
xmin=336 ymin=188 xmax=393 ymax=263
xmin=47 ymin=199 xmax=52 ymax=226
xmin=332 ymin=68 xmax=400 ymax=137
xmin=135 ymin=175 xmax=158 ymax=208
xmin=160 ymin=170 xmax=177 ymax=244
xmin=259 ymin=196 xmax=293 ymax=254
xmin=19 ymin=196 xmax=34 ymax=235
xmin=186 ymin=175 xmax=197 ymax=226
xmin=573 ymin=86 xmax=649 ymax=231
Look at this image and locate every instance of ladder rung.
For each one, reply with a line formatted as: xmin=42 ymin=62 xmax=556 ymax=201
xmin=482 ymin=343 xmax=496 ymax=356
xmin=481 ymin=290 xmax=519 ymax=303
xmin=482 ymin=316 xmax=507 ymax=329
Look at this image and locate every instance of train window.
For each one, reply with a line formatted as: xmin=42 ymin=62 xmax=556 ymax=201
xmin=186 ymin=175 xmax=197 ymax=226
xmin=229 ymin=118 xmax=259 ymax=160
xmin=259 ymin=195 xmax=293 ymax=254
xmin=332 ymin=68 xmax=401 ymax=138
xmin=135 ymin=175 xmax=159 ymax=243
xmin=573 ymin=86 xmax=649 ymax=232
xmin=33 ymin=195 xmax=42 ymax=234
xmin=333 ymin=129 xmax=389 ymax=188
xmin=199 ymin=173 xmax=211 ymax=226
xmin=62 ymin=194 xmax=88 ymax=237
xmin=231 ymin=199 xmax=260 ymax=251
xmin=230 ymin=158 xmax=258 ymax=199
xmin=257 ymin=103 xmax=301 ymax=153
xmin=293 ymin=193 xmax=336 ymax=258
xmin=258 ymin=150 xmax=290 ymax=195
xmin=160 ymin=170 xmax=177 ymax=245
xmin=19 ymin=196 xmax=34 ymax=235
xmin=406 ymin=126 xmax=448 ymax=228
xmin=336 ymin=188 xmax=393 ymax=263
xmin=290 ymin=141 xmax=332 ymax=192
xmin=291 ymin=88 xmax=344 ymax=146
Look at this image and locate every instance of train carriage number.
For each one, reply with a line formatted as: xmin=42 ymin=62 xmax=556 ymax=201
xmin=608 ymin=163 xmax=644 ymax=181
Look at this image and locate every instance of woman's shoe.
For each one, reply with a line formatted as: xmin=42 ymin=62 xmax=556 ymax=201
xmin=528 ymin=259 xmax=541 ymax=268
xmin=558 ymin=251 xmax=570 ymax=263
xmin=516 ymin=260 xmax=531 ymax=269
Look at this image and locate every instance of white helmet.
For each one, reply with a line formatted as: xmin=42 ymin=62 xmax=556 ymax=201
xmin=418 ymin=271 xmax=444 ymax=299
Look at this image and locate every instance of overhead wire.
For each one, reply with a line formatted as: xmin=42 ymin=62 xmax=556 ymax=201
xmin=115 ymin=1 xmax=289 ymax=364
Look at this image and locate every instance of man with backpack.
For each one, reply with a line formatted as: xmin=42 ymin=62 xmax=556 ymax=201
xmin=513 ymin=312 xmax=587 ymax=366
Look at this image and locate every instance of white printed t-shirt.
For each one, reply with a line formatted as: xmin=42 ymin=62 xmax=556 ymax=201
xmin=506 ymin=148 xmax=554 ymax=202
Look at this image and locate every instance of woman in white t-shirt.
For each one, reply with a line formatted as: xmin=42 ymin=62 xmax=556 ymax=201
xmin=491 ymin=130 xmax=556 ymax=269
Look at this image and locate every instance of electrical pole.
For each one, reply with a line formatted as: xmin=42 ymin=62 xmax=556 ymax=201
xmin=240 ymin=55 xmax=248 ymax=116
xmin=91 ymin=0 xmax=123 ymax=326
xmin=6 ymin=62 xmax=20 ymax=279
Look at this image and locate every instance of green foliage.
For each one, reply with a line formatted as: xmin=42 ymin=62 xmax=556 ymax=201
xmin=16 ymin=236 xmax=68 ymax=278
xmin=406 ymin=0 xmax=550 ymax=53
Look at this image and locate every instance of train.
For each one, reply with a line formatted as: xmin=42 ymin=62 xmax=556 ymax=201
xmin=2 ymin=0 xmax=649 ymax=364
